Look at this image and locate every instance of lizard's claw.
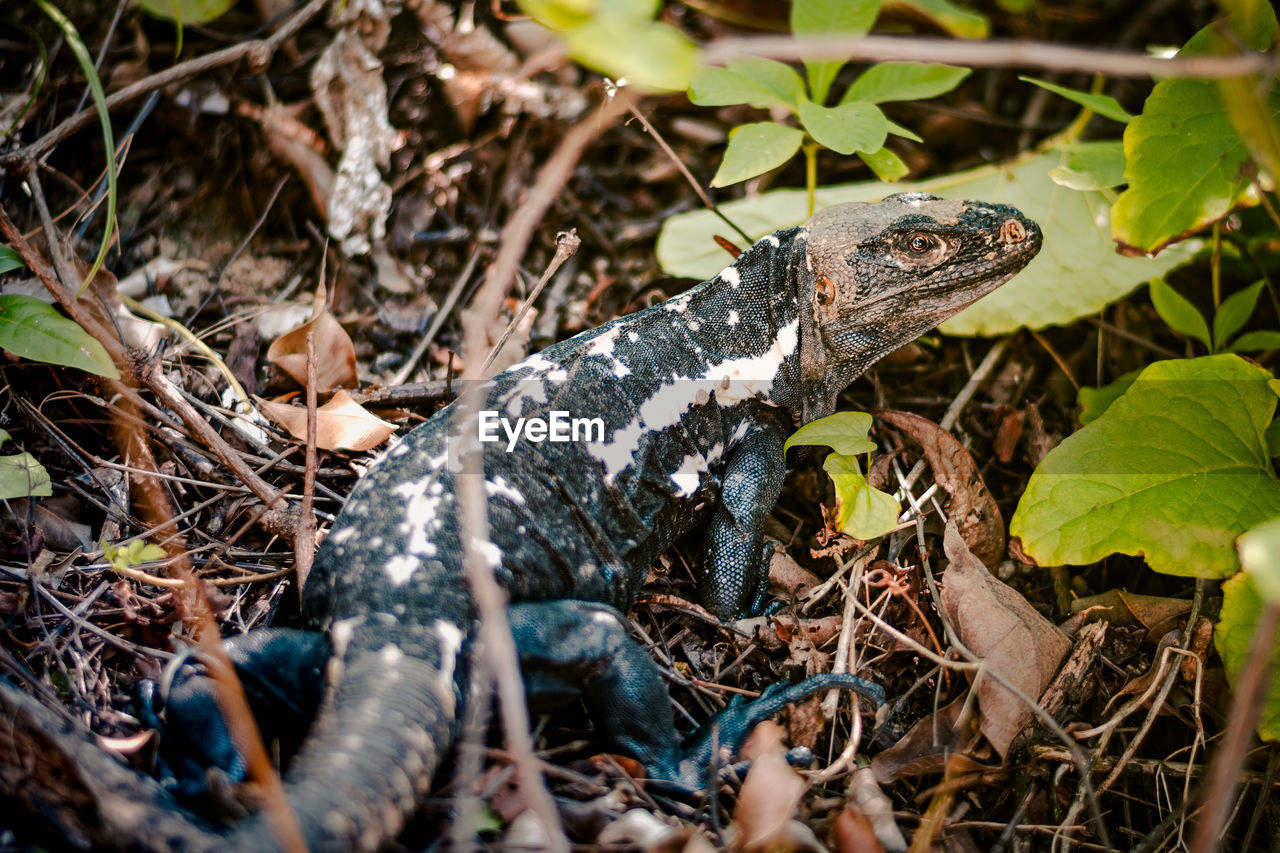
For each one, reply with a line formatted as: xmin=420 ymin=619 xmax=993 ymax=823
xmin=672 ymin=673 xmax=884 ymax=789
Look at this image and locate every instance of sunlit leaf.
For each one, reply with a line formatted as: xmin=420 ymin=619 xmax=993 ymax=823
xmin=1048 ymin=141 xmax=1126 ymax=191
xmin=1019 ymin=76 xmax=1132 ymax=123
xmin=137 ymin=0 xmax=236 ymax=24
xmin=796 ymin=99 xmax=887 ymax=155
xmin=1215 ymin=571 xmax=1280 ymax=740
xmin=1011 ymin=355 xmax=1280 ymax=579
xmin=0 ymin=294 xmax=119 ymax=378
xmin=784 ymin=411 xmax=877 ymax=456
xmin=1149 ymin=277 xmax=1211 ymax=351
xmin=710 ymin=122 xmax=804 ymax=188
xmin=843 ymin=62 xmax=970 ymax=105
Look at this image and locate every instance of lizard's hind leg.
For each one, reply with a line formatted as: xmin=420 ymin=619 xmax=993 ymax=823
xmin=508 ymin=600 xmax=685 ymax=783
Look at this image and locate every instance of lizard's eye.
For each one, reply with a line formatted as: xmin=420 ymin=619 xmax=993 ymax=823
xmin=908 ymin=234 xmax=933 ymax=254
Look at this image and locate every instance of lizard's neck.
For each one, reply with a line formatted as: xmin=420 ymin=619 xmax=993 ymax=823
xmin=666 ymin=227 xmax=824 ymax=428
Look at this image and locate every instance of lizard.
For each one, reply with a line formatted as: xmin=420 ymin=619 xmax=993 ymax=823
xmin=107 ymin=193 xmax=1039 ymax=850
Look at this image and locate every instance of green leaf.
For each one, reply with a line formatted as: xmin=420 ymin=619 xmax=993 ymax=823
xmin=689 ymin=59 xmax=805 ymax=110
xmin=657 ymin=148 xmax=1196 ymax=335
xmin=1111 ymin=12 xmax=1279 ymax=255
xmin=791 ymin=0 xmax=881 ymax=104
xmin=796 ymin=99 xmax=888 ymax=155
xmin=1267 ymin=417 xmax=1280 ymax=456
xmin=1231 ymin=330 xmax=1280 ymax=352
xmin=1048 ymin=141 xmax=1126 ymax=191
xmin=1238 ymin=518 xmax=1280 ymax=605
xmin=519 ymin=0 xmax=659 ymax=30
xmin=710 ymin=122 xmax=804 ymax=188
xmin=137 ymin=0 xmax=237 ymax=24
xmin=1149 ymin=278 xmax=1211 ymax=351
xmin=0 ymin=294 xmax=119 ymax=378
xmin=784 ymin=411 xmax=877 ymax=456
xmin=859 ymin=146 xmax=910 ymax=182
xmin=823 ymin=453 xmax=900 ymax=540
xmin=884 ymin=119 xmax=923 ymax=144
xmin=1214 ymin=571 xmax=1280 ymax=740
xmin=1019 ymin=76 xmax=1132 ymax=123
xmin=1011 ymin=354 xmax=1280 ymax=579
xmin=0 ymin=245 xmax=23 ymax=275
xmin=884 ymin=0 xmax=989 ymax=38
xmin=843 ymin=62 xmax=970 ymax=105
xmin=563 ymin=18 xmax=700 ymax=92
xmin=0 ymin=450 xmax=51 ymax=499
xmin=1077 ymin=371 xmax=1138 ymax=426
xmin=1215 ymin=281 xmax=1266 ymax=352
xmin=103 ymin=537 xmax=168 ymax=572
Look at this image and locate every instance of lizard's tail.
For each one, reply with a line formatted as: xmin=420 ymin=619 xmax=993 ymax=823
xmin=226 ymin=639 xmax=461 ymax=851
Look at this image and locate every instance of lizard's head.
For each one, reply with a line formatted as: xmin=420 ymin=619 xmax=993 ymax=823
xmin=791 ymin=193 xmax=1041 ymax=419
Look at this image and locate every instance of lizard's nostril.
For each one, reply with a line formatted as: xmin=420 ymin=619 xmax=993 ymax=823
xmin=1000 ymin=219 xmax=1027 ymax=244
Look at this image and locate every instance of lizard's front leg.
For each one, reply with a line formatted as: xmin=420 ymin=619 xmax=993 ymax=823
xmin=699 ymin=419 xmax=788 ymax=620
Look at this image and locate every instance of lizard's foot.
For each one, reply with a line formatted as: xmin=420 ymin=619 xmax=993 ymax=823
xmin=672 ymin=673 xmax=884 ymax=789
xmin=136 ymin=628 xmax=330 ymax=804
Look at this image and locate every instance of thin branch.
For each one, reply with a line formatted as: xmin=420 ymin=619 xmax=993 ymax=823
xmin=703 ymin=34 xmax=1275 ymax=79
xmin=451 ymin=93 xmax=629 ymax=851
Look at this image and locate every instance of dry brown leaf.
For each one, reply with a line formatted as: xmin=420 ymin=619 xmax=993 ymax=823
xmin=258 ymin=390 xmax=397 ymax=451
xmin=871 ymin=697 xmax=973 ymax=783
xmin=266 ymin=287 xmax=357 ymax=393
xmin=992 ymin=405 xmax=1024 ymax=463
xmin=845 ymin=766 xmax=906 ymax=852
xmin=766 ymin=546 xmax=822 ymax=599
xmin=237 ymin=100 xmax=333 ymax=216
xmin=940 ymin=522 xmax=1070 ymax=758
xmin=735 ymin=614 xmax=845 ymax=652
xmin=835 ymin=805 xmax=887 ymax=853
xmin=1068 ymin=589 xmax=1191 ymax=643
xmin=877 ymin=410 xmax=1004 ymax=566
xmin=734 ymin=721 xmax=807 ymax=850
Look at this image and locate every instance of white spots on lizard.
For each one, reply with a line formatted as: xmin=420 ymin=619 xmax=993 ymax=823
xmin=587 ymin=317 xmax=799 ymax=483
xmin=384 ymin=555 xmax=420 ymax=587
xmin=666 ymin=293 xmax=692 ymax=313
xmin=485 ymin=475 xmax=525 ymax=505
xmin=433 ymin=619 xmax=464 ymax=715
xmin=584 ymin=324 xmax=632 ymax=377
xmin=726 ymin=310 xmax=739 ymax=326
xmin=763 ymin=234 xmax=780 ymax=247
xmin=719 ymin=265 xmax=741 ymax=289
xmin=467 ymin=537 xmax=503 ymax=569
xmin=669 ymin=453 xmax=708 ymax=497
xmin=379 ymin=644 xmax=405 ymax=666
xmin=330 ymin=526 xmax=357 ymax=545
xmin=389 ymin=478 xmax=442 ymax=586
xmin=331 ymin=615 xmax=363 ymax=659
xmin=627 ymin=331 xmax=639 ymax=342
xmin=507 ymin=352 xmax=558 ymax=375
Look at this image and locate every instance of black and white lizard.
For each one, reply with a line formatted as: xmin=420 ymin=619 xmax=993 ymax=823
xmin=137 ymin=193 xmax=1038 ymax=849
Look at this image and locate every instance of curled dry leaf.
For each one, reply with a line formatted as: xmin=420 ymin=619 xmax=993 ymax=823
xmin=876 ymin=410 xmax=1004 ymax=566
xmin=1066 ymin=589 xmax=1191 ymax=642
xmin=871 ymin=697 xmax=985 ymax=783
xmin=940 ymin=522 xmax=1070 ymax=758
xmin=734 ymin=721 xmax=807 ymax=851
xmin=266 ymin=289 xmax=357 ymax=393
xmin=257 ymin=390 xmax=397 ymax=452
xmin=766 ymin=546 xmax=822 ymax=599
xmin=844 ymin=766 xmax=906 ymax=853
